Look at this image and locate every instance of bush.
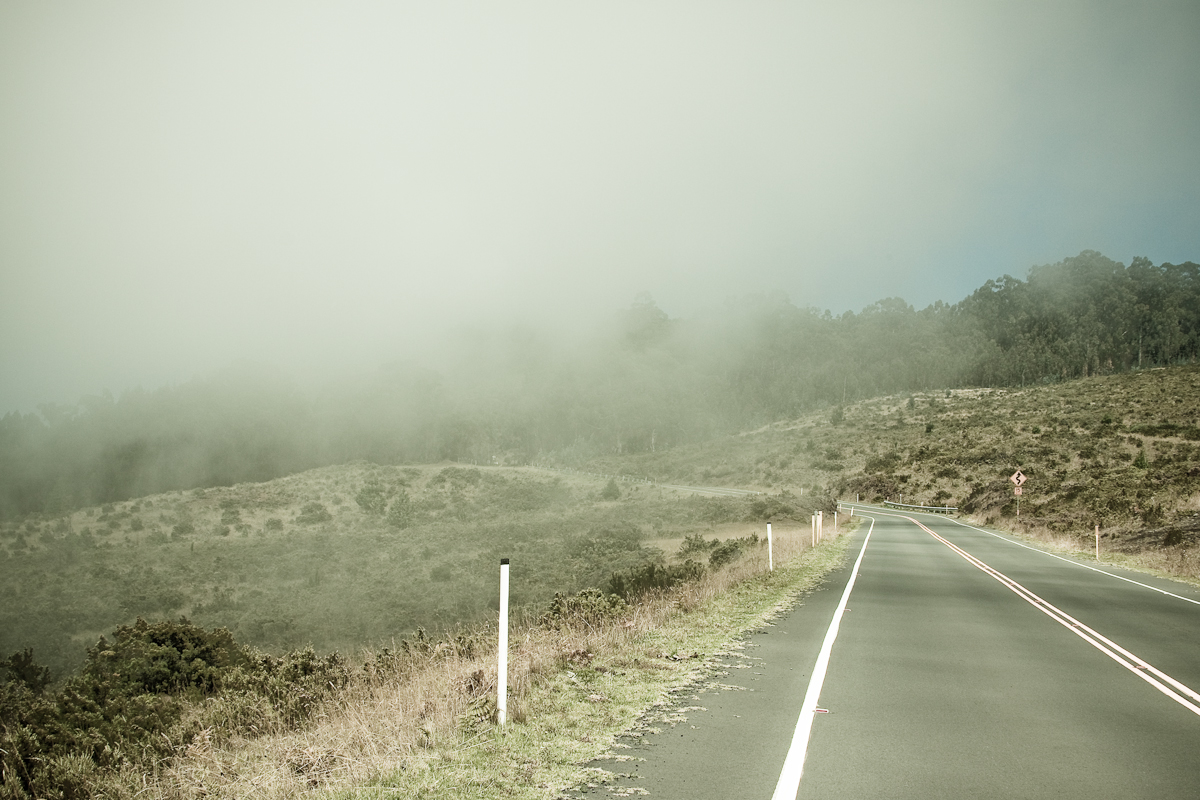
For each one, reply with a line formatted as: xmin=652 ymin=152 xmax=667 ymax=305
xmin=1 ymin=648 xmax=52 ymax=694
xmin=746 ymin=495 xmax=796 ymax=521
xmin=429 ymin=467 xmax=482 ymax=488
xmin=708 ymin=533 xmax=760 ymax=568
xmin=81 ymin=617 xmax=250 ymax=697
xmin=356 ymin=482 xmax=388 ymax=516
xmin=296 ymin=502 xmax=332 ymax=524
xmin=864 ymin=452 xmax=901 ymax=473
xmin=540 ymin=589 xmax=628 ymax=630
xmin=601 ymin=479 xmax=621 ymax=500
xmin=608 ymin=560 xmax=705 ymax=599
xmin=387 ymin=491 xmax=413 ymax=528
xmin=0 ymin=620 xmax=349 ymax=800
xmin=678 ymin=533 xmax=717 ymax=555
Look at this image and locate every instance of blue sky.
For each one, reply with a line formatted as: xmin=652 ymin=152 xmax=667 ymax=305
xmin=2 ymin=1 xmax=1198 ymax=413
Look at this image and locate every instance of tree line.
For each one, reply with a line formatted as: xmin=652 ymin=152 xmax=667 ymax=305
xmin=2 ymin=250 xmax=1196 ymax=519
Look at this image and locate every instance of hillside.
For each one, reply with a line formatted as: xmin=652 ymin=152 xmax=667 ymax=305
xmin=3 ymin=367 xmax=1199 ymax=799
xmin=3 ymin=251 xmax=1197 ymax=524
xmin=0 ymin=462 xmax=823 ymax=678
xmin=575 ymin=365 xmax=1200 ymax=570
xmin=5 ymin=365 xmax=1197 ymax=680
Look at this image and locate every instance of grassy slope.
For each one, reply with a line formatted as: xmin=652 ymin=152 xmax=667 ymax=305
xmin=140 ymin=521 xmax=852 ymax=799
xmin=576 ymin=366 xmax=1200 ymax=573
xmin=5 ymin=367 xmax=1198 ymax=798
xmin=5 ymin=366 xmax=1198 ymax=676
xmin=0 ymin=463 xmax=820 ymax=677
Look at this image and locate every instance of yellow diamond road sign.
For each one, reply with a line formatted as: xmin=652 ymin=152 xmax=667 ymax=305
xmin=1010 ymin=470 xmax=1026 ymax=487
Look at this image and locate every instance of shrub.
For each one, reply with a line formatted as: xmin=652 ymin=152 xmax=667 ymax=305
xmin=708 ymin=533 xmax=760 ymax=568
xmin=429 ymin=467 xmax=482 ymax=488
xmin=746 ymin=495 xmax=796 ymax=521
xmin=356 ymin=482 xmax=388 ymax=516
xmin=0 ymin=620 xmax=352 ymax=800
xmin=608 ymin=560 xmax=705 ymax=599
xmin=296 ymin=502 xmax=332 ymax=524
xmin=387 ymin=491 xmax=413 ymax=528
xmin=1 ymin=648 xmax=51 ymax=694
xmin=864 ymin=452 xmax=901 ymax=473
xmin=540 ymin=589 xmax=628 ymax=630
xmin=678 ymin=533 xmax=716 ymax=555
xmin=82 ymin=617 xmax=250 ymax=697
xmin=601 ymin=479 xmax=621 ymax=500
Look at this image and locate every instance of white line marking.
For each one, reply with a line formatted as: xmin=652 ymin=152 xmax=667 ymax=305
xmin=841 ymin=503 xmax=1200 ymax=606
xmin=946 ymin=517 xmax=1200 ymax=606
xmin=902 ymin=514 xmax=1200 ymax=716
xmin=772 ymin=518 xmax=874 ymax=800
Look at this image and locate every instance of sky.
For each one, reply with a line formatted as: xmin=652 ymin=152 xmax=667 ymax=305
xmin=2 ymin=1 xmax=1199 ymax=414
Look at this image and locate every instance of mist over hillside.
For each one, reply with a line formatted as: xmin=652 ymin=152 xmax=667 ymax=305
xmin=1 ymin=250 xmax=1197 ymax=520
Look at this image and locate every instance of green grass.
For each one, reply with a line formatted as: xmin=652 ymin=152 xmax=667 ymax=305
xmin=141 ymin=524 xmax=852 ymax=800
xmin=0 ymin=463 xmax=825 ymax=679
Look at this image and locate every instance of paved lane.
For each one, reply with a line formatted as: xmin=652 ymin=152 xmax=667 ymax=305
xmin=573 ymin=508 xmax=1200 ymax=799
xmin=799 ymin=507 xmax=1200 ymax=799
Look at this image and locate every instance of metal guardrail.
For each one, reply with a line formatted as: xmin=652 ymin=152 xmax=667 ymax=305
xmin=880 ymin=501 xmax=958 ymax=514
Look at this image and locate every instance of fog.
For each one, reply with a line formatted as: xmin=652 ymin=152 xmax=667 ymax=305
xmin=2 ymin=1 xmax=1199 ymax=413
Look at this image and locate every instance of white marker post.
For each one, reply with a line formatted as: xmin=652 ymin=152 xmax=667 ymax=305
xmin=767 ymin=523 xmax=774 ymax=571
xmin=834 ymin=511 xmax=838 ymax=534
xmin=1095 ymin=525 xmax=1100 ymax=562
xmin=811 ymin=515 xmax=815 ymax=547
xmin=498 ymin=558 xmax=510 ymax=726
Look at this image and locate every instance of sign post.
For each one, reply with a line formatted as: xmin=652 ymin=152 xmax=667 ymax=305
xmin=767 ymin=523 xmax=773 ymax=571
xmin=498 ymin=558 xmax=510 ymax=726
xmin=1010 ymin=470 xmax=1026 ymax=516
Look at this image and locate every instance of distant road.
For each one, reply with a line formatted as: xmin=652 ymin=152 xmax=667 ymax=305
xmin=577 ymin=505 xmax=1200 ymax=799
xmin=529 ymin=465 xmax=761 ymax=497
xmin=654 ymin=483 xmax=761 ymax=497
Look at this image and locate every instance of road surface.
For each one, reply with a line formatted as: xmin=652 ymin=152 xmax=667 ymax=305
xmin=571 ymin=506 xmax=1200 ymax=799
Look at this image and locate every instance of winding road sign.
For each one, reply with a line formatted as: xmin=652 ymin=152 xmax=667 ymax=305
xmin=1010 ymin=470 xmax=1026 ymax=487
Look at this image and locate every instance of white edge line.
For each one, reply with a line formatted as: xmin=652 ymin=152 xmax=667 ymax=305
xmin=912 ymin=518 xmax=1200 ymax=715
xmin=771 ymin=517 xmax=874 ymax=800
xmin=841 ymin=503 xmax=1200 ymax=607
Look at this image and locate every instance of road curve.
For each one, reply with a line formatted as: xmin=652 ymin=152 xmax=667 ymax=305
xmin=572 ymin=506 xmax=1200 ymax=799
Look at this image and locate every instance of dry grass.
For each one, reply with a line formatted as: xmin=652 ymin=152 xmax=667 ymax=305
xmin=969 ymin=514 xmax=1200 ymax=588
xmin=112 ymin=524 xmax=850 ymax=799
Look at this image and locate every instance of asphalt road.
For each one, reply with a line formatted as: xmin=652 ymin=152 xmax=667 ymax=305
xmin=572 ymin=507 xmax=1200 ymax=799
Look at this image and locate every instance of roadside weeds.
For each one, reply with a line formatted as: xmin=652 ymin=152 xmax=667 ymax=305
xmin=130 ymin=525 xmax=854 ymax=800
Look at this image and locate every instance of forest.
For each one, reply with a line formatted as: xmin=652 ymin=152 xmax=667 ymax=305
xmin=2 ymin=250 xmax=1197 ymax=521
